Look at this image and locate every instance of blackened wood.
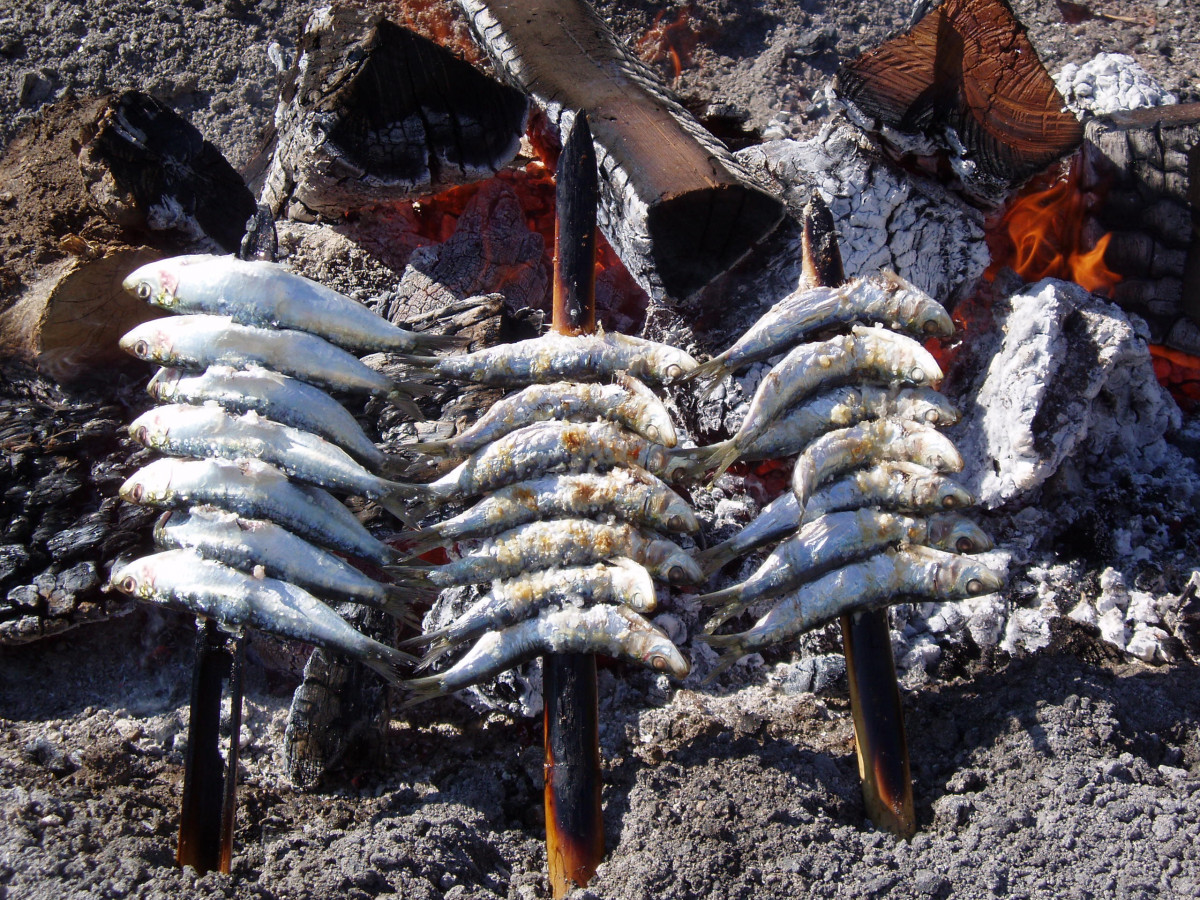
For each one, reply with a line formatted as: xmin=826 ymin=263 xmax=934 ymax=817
xmin=458 ymin=0 xmax=783 ymax=304
xmin=553 ymin=112 xmax=597 ymax=336
xmin=78 ymin=91 xmax=255 ymax=252
xmin=177 ymin=620 xmax=232 ymax=873
xmin=801 ymin=195 xmax=915 ymax=839
xmin=218 ymin=634 xmax=246 ymax=874
xmin=258 ymin=7 xmax=527 ymax=219
xmin=544 ymin=653 xmax=603 ymax=897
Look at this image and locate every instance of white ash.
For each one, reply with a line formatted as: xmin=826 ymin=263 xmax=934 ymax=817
xmin=1055 ymin=53 xmax=1179 ymax=118
xmin=947 ymin=277 xmax=1180 ymax=510
xmin=736 ymin=126 xmax=989 ymax=304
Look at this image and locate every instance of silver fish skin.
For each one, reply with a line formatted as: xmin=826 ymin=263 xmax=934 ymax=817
xmin=792 ymin=419 xmax=963 ymax=512
xmin=688 ymin=270 xmax=953 ymax=387
xmin=403 ymin=605 xmax=688 ymax=704
xmin=396 ymin=518 xmax=701 ymax=587
xmin=119 ymin=316 xmax=427 ymax=407
xmin=402 ymin=558 xmax=658 ymax=665
xmin=399 ymin=468 xmax=697 ymax=555
xmin=695 ymin=462 xmax=976 ymax=575
xmin=701 ymin=326 xmax=944 ymax=478
xmin=701 ymin=509 xmax=993 ymax=629
xmin=147 ymin=366 xmax=390 ymax=471
xmin=416 ymin=420 xmax=669 ymax=504
xmin=119 ymin=457 xmax=397 ymax=565
xmin=406 ymin=331 xmax=698 ymax=386
xmin=128 ymin=404 xmax=417 ymax=514
xmin=409 ymin=373 xmax=677 ymax=455
xmin=701 ymin=546 xmax=1005 ymax=671
xmin=111 ymin=550 xmax=415 ymax=683
xmin=124 ymin=254 xmax=457 ymax=354
xmin=663 ymin=384 xmax=958 ymax=480
xmin=153 ymin=507 xmax=422 ymax=621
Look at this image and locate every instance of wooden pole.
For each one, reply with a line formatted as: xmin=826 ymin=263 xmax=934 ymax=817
xmin=800 ymin=194 xmax=916 ymax=838
xmin=544 ymin=111 xmax=605 ymax=898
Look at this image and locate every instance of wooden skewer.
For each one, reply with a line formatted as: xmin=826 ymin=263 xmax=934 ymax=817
xmin=800 ymin=194 xmax=917 ymax=839
xmin=543 ymin=111 xmax=605 ymax=899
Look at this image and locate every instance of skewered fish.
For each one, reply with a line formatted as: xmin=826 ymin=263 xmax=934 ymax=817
xmin=403 ymin=605 xmax=689 ymax=705
xmin=125 ymin=254 xmax=459 ymax=354
xmin=111 ymin=550 xmax=416 ymax=683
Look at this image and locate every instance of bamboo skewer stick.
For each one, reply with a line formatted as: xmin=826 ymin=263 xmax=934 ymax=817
xmin=800 ymin=194 xmax=916 ymax=838
xmin=543 ymin=111 xmax=605 ymax=898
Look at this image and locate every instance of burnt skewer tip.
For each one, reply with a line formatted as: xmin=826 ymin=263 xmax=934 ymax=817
xmin=553 ymin=112 xmax=599 ymax=337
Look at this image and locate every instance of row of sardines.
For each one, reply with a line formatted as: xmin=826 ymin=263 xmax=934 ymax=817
xmin=111 ymin=252 xmax=1004 ymax=699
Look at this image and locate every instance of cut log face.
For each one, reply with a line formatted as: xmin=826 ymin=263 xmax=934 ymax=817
xmin=458 ymin=0 xmax=784 ymax=305
xmin=259 ymin=6 xmax=528 ymax=219
xmin=837 ymin=0 xmax=1083 ymax=203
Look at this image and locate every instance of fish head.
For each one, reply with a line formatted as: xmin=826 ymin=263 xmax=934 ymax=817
xmin=119 ymin=321 xmax=172 ymax=364
xmin=617 ymin=608 xmax=691 ymax=678
xmin=119 ymin=459 xmax=176 ymax=507
xmin=124 ymin=260 xmax=181 ymax=310
xmin=146 ymin=367 xmax=182 ymax=402
xmin=643 ymin=538 xmax=703 ymax=585
xmin=127 ymin=408 xmax=169 ymax=450
xmin=901 ymin=424 xmax=964 ymax=473
xmin=654 ymin=490 xmax=700 ymax=534
xmin=892 ymin=387 xmax=960 ymax=427
xmin=938 ymin=553 xmax=1005 ymax=598
xmin=925 ymin=512 xmax=994 ymax=554
xmin=881 ymin=271 xmax=955 ymax=337
xmin=637 ymin=440 xmax=670 ymax=475
xmin=609 ymin=557 xmax=658 ymax=613
xmin=110 ymin=557 xmax=157 ymax=600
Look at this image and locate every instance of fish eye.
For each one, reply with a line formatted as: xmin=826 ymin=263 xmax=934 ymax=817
xmin=136 ymin=282 xmax=154 ymax=302
xmin=649 ymin=447 xmax=667 ymax=471
xmin=967 ymin=578 xmax=985 ymax=595
xmin=644 ymin=425 xmax=662 ymax=442
xmin=924 ymin=409 xmax=940 ymax=423
xmin=650 ymin=654 xmax=668 ymax=671
xmin=667 ymin=565 xmax=685 ymax=583
xmin=133 ymin=340 xmax=149 ymax=358
xmin=667 ymin=515 xmax=686 ymax=531
xmin=119 ymin=575 xmax=138 ymax=594
xmin=923 ymin=318 xmax=940 ymax=334
xmin=956 ymin=536 xmax=975 ymax=553
xmin=665 ymin=364 xmax=683 ymax=380
xmin=130 ymin=483 xmax=144 ymax=503
xmin=132 ymin=426 xmax=149 ymax=445
xmin=942 ymin=495 xmax=960 ymax=509
xmin=909 ymin=366 xmax=927 ymax=382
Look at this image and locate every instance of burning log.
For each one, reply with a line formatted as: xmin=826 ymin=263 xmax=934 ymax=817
xmin=456 ymin=0 xmax=784 ymax=305
xmin=836 ymin=0 xmax=1083 ymax=204
xmin=257 ymin=5 xmax=528 ymax=221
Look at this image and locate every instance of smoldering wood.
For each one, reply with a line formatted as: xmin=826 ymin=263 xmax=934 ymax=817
xmin=257 ymin=6 xmax=528 ymax=220
xmin=77 ymin=91 xmax=257 ymax=253
xmin=1081 ymin=103 xmax=1200 ymax=345
xmin=457 ymin=0 xmax=784 ymax=306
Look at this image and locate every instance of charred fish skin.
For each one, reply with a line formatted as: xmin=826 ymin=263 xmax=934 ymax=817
xmin=410 ymin=373 xmax=678 ymax=456
xmin=119 ymin=315 xmax=428 ymax=408
xmin=403 ymin=604 xmax=689 ymax=704
xmin=792 ymin=419 xmax=964 ymax=512
xmin=702 ymin=546 xmax=1005 ymax=665
xmin=700 ymin=509 xmax=992 ymax=629
xmin=406 ymin=331 xmax=698 ymax=386
xmin=701 ymin=326 xmax=944 ymax=478
xmin=420 ymin=420 xmax=669 ymax=503
xmin=688 ymin=270 xmax=954 ymax=387
xmin=110 ymin=550 xmax=416 ymax=683
xmin=128 ymin=404 xmax=418 ymax=508
xmin=147 ymin=366 xmax=390 ymax=471
xmin=400 ymin=468 xmax=697 ymax=554
xmin=403 ymin=558 xmax=658 ymax=662
xmin=400 ymin=518 xmax=701 ymax=588
xmin=118 ymin=457 xmax=398 ymax=566
xmin=153 ymin=507 xmax=420 ymax=619
xmin=124 ymin=254 xmax=457 ymax=355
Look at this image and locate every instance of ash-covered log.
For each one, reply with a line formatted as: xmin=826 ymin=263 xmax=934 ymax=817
xmin=1080 ymin=102 xmax=1200 ymax=348
xmin=258 ymin=5 xmax=528 ymax=221
xmin=457 ymin=0 xmax=784 ymax=305
xmin=837 ymin=0 xmax=1083 ymax=204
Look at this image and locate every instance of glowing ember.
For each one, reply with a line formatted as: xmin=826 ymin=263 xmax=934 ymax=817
xmin=636 ymin=5 xmax=700 ymax=81
xmin=1150 ymin=345 xmax=1200 ymax=412
xmin=985 ymin=152 xmax=1121 ymax=293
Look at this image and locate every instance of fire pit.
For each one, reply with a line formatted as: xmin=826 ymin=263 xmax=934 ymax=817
xmin=3 ymin=1 xmax=1200 ymax=898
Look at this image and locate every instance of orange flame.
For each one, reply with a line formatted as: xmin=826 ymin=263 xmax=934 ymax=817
xmin=636 ymin=6 xmax=699 ymax=81
xmin=985 ymin=153 xmax=1121 ymax=293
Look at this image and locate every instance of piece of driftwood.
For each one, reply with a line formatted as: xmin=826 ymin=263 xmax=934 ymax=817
xmin=257 ymin=5 xmax=528 ymax=220
xmin=1080 ymin=103 xmax=1200 ymax=347
xmin=837 ymin=0 xmax=1083 ymax=204
xmin=457 ymin=0 xmax=784 ymax=305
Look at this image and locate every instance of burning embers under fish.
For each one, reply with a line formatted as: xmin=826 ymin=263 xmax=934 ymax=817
xmin=124 ymin=254 xmax=460 ymax=355
xmin=111 ymin=550 xmax=415 ymax=684
xmin=403 ymin=605 xmax=689 ymax=707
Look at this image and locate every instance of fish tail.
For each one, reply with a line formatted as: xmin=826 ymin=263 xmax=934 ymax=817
xmin=386 ymin=392 xmax=427 ymax=422
xmin=378 ymin=479 xmax=434 ymax=527
xmin=696 ymin=584 xmax=742 ymax=607
xmin=414 ymin=640 xmax=456 ymax=672
xmin=704 ymin=600 xmax=751 ymax=633
xmin=679 ymin=353 xmax=730 ymax=389
xmin=695 ymin=634 xmax=748 ymax=685
xmin=683 ymin=440 xmax=740 ymax=482
xmin=378 ymin=452 xmax=417 ymax=479
xmin=363 ymin=646 xmax=418 ymax=686
xmin=404 ymin=439 xmax=457 ymax=457
xmin=695 ymin=540 xmax=741 ymax=577
xmin=393 ymin=527 xmax=445 ymax=558
xmin=398 ymin=675 xmax=447 ymax=708
xmin=398 ymin=624 xmax=450 ymax=649
xmin=381 ymin=585 xmax=428 ymax=626
xmin=410 ymin=332 xmax=468 ymax=353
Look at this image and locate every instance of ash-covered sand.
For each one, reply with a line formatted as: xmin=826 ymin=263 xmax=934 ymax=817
xmin=3 ymin=1 xmax=1200 ymax=899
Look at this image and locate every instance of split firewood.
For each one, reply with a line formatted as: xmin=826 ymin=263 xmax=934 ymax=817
xmin=456 ymin=0 xmax=784 ymax=306
xmin=257 ymin=5 xmax=528 ymax=221
xmin=837 ymin=0 xmax=1083 ymax=204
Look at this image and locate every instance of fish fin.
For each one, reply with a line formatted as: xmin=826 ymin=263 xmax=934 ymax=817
xmin=398 ymin=675 xmax=447 ymax=708
xmin=386 ymin=393 xmax=427 ymax=421
xmin=694 ymin=541 xmax=741 ymax=577
xmin=398 ymin=624 xmax=450 ymax=649
xmin=683 ymin=440 xmax=740 ymax=483
xmin=410 ymin=332 xmax=469 ymax=353
xmin=704 ymin=601 xmax=751 ymax=633
xmin=381 ymin=586 xmax=427 ymax=626
xmin=414 ymin=640 xmax=456 ymax=672
xmin=695 ymin=585 xmax=742 ymax=607
xmin=363 ymin=647 xmax=417 ymax=686
xmin=393 ymin=528 xmax=445 ymax=558
xmin=404 ymin=439 xmax=458 ymax=457
xmin=694 ymin=633 xmax=748 ymax=684
xmin=678 ymin=353 xmax=730 ymax=388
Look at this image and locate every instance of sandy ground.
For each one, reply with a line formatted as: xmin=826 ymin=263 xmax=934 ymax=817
xmin=3 ymin=1 xmax=1200 ymax=898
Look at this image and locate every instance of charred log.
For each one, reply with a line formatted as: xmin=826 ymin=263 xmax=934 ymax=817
xmin=258 ymin=6 xmax=528 ymax=221
xmin=457 ymin=0 xmax=783 ymax=305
